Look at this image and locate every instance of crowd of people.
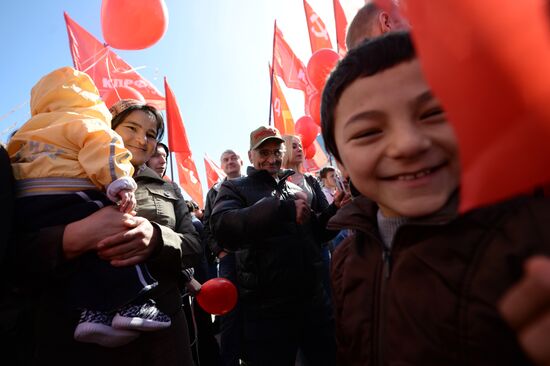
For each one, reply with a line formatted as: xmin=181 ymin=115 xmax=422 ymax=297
xmin=2 ymin=1 xmax=550 ymax=366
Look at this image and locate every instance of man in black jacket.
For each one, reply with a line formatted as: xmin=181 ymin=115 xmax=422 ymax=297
xmin=211 ymin=126 xmax=335 ymax=366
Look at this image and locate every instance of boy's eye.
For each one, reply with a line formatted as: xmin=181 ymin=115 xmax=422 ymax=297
xmin=350 ymin=128 xmax=382 ymax=141
xmin=420 ymin=107 xmax=445 ymax=121
xmin=126 ymin=125 xmax=137 ymax=132
xmin=147 ymin=133 xmax=157 ymax=139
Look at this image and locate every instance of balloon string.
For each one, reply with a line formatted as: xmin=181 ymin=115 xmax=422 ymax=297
xmin=0 ymin=101 xmax=28 ymax=124
xmin=80 ymin=46 xmax=110 ymax=73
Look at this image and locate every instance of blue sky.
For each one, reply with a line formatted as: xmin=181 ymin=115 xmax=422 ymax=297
xmin=0 ymin=0 xmax=362 ymax=200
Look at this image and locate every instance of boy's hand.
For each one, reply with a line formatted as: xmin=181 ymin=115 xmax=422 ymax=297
xmin=499 ymin=256 xmax=550 ymax=366
xmin=118 ymin=189 xmax=136 ymax=214
xmin=294 ymin=191 xmax=311 ymax=225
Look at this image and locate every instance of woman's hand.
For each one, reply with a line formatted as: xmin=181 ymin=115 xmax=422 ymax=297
xmin=63 ymin=206 xmax=137 ymax=260
xmin=96 ymin=216 xmax=161 ymax=267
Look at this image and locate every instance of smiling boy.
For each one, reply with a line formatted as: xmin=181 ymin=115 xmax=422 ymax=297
xmin=321 ymin=32 xmax=550 ymax=365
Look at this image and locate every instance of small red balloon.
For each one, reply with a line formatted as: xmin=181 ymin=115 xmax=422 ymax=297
xmin=103 ymin=86 xmax=145 ymax=109
xmin=306 ymin=48 xmax=340 ymax=92
xmin=101 ymin=0 xmax=169 ymax=50
xmin=196 ymin=278 xmax=238 ymax=316
xmin=295 ymin=116 xmax=320 ymax=148
xmin=305 ymin=143 xmax=317 ymax=159
xmin=307 ymin=92 xmax=322 ymax=126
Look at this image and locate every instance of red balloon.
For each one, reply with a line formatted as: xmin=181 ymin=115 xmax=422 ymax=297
xmin=295 ymin=116 xmax=320 ymax=148
xmin=307 ymin=92 xmax=322 ymax=126
xmin=196 ymin=278 xmax=238 ymax=316
xmin=306 ymin=48 xmax=340 ymax=92
xmin=305 ymin=143 xmax=316 ymax=159
xmin=101 ymin=0 xmax=169 ymax=50
xmin=103 ymin=86 xmax=145 ymax=109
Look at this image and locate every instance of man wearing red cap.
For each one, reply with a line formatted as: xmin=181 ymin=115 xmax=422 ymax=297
xmin=211 ymin=126 xmax=336 ymax=365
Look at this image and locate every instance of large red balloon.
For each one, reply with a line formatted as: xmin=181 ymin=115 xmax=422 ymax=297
xmin=295 ymin=116 xmax=320 ymax=148
xmin=306 ymin=48 xmax=340 ymax=92
xmin=196 ymin=278 xmax=238 ymax=316
xmin=101 ymin=0 xmax=169 ymax=50
xmin=104 ymin=86 xmax=145 ymax=109
xmin=307 ymin=92 xmax=322 ymax=127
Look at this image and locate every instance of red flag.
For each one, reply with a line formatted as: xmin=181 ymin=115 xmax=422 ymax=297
xmin=404 ymin=0 xmax=550 ymax=212
xmin=333 ymin=0 xmax=348 ymax=56
xmin=271 ymin=73 xmax=295 ymax=135
xmin=204 ymin=154 xmax=226 ymax=189
xmin=64 ymin=12 xmax=165 ymax=109
xmin=303 ymin=0 xmax=333 ymax=53
xmin=164 ymin=78 xmax=192 ymax=155
xmin=175 ymin=153 xmax=204 ymax=208
xmin=273 ymin=25 xmax=309 ymax=93
xmin=164 ymin=78 xmax=204 ymax=207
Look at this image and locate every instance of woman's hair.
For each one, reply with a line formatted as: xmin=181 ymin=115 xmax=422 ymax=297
xmin=110 ymin=100 xmax=165 ymax=141
xmin=156 ymin=141 xmax=170 ymax=156
xmin=282 ymin=134 xmax=302 ymax=170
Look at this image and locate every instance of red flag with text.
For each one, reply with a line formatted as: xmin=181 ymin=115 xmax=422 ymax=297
xmin=333 ymin=0 xmax=348 ymax=56
xmin=303 ymin=0 xmax=333 ymax=53
xmin=271 ymin=73 xmax=295 ymax=135
xmin=204 ymin=154 xmax=226 ymax=189
xmin=273 ymin=25 xmax=309 ymax=93
xmin=164 ymin=78 xmax=204 ymax=207
xmin=404 ymin=0 xmax=550 ymax=211
xmin=64 ymin=12 xmax=165 ymax=109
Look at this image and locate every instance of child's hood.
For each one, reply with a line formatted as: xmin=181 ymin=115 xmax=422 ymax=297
xmin=29 ymin=66 xmax=112 ymax=124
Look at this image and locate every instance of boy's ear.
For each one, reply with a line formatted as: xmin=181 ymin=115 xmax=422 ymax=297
xmin=336 ymin=160 xmax=349 ymax=180
xmin=248 ymin=150 xmax=253 ymax=164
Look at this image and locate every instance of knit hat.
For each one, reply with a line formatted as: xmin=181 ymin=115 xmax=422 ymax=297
xmin=109 ymin=99 xmax=146 ymax=120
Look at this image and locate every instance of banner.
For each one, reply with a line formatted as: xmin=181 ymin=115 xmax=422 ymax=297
xmin=273 ymin=25 xmax=309 ymax=93
xmin=204 ymin=154 xmax=226 ymax=189
xmin=64 ymin=12 xmax=165 ymax=109
xmin=271 ymin=74 xmax=295 ymax=135
xmin=333 ymin=0 xmax=348 ymax=56
xmin=303 ymin=0 xmax=333 ymax=53
xmin=164 ymin=78 xmax=203 ymax=207
xmin=175 ymin=153 xmax=204 ymax=208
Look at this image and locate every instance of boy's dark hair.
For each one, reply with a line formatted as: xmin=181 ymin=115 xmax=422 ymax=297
xmin=321 ymin=31 xmax=416 ymax=162
xmin=319 ymin=166 xmax=335 ymax=179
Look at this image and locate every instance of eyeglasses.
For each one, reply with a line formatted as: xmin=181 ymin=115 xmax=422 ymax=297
xmin=256 ymin=149 xmax=284 ymax=158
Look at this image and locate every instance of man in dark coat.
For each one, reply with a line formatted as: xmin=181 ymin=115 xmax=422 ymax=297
xmin=211 ymin=126 xmax=335 ymax=366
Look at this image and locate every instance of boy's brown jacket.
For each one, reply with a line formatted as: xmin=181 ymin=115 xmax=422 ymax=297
xmin=329 ymin=193 xmax=550 ymax=365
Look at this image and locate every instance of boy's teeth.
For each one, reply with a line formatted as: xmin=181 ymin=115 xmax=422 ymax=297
xmin=396 ymin=168 xmax=432 ymax=181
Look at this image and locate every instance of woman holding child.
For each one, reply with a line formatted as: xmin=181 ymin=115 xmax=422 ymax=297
xmin=14 ymin=95 xmax=200 ymax=365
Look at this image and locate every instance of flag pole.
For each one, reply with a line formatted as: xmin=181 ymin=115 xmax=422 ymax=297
xmin=268 ymin=20 xmax=277 ymax=126
xmin=169 ymin=152 xmax=175 ymax=181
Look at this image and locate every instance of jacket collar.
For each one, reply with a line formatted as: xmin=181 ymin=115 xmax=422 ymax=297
xmin=328 ymin=190 xmax=460 ymax=233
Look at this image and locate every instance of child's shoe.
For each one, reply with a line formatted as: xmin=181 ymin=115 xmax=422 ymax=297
xmin=112 ymin=299 xmax=171 ymax=331
xmin=74 ymin=309 xmax=140 ymax=347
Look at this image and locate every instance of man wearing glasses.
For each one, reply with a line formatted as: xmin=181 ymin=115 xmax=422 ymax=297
xmin=211 ymin=126 xmax=336 ymax=366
